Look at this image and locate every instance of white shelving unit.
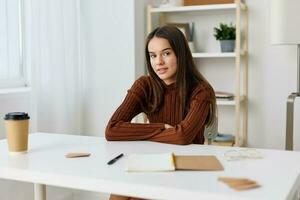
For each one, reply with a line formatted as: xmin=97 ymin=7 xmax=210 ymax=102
xmin=192 ymin=52 xmax=235 ymax=58
xmin=147 ymin=1 xmax=248 ymax=146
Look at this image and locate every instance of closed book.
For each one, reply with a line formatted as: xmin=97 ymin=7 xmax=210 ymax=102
xmin=175 ymin=155 xmax=224 ymax=171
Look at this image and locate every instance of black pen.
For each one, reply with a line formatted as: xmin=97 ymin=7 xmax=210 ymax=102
xmin=107 ymin=153 xmax=124 ymax=165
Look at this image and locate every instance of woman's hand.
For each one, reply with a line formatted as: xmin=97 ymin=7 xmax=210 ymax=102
xmin=164 ymin=124 xmax=174 ymax=129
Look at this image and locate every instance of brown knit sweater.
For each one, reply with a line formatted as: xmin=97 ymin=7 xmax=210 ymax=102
xmin=105 ymin=76 xmax=215 ymax=145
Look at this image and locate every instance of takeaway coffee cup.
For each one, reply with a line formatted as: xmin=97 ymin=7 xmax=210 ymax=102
xmin=4 ymin=112 xmax=30 ymax=154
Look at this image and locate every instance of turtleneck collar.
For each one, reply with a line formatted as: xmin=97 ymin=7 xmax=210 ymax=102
xmin=162 ymin=81 xmax=177 ymax=91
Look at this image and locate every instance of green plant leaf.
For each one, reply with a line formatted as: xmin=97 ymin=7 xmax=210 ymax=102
xmin=213 ymin=23 xmax=236 ymax=40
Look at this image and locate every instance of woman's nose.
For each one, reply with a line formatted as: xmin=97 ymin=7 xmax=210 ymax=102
xmin=155 ymin=55 xmax=164 ymax=65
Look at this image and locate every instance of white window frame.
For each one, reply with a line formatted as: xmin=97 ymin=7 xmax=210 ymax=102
xmin=0 ymin=0 xmax=27 ymax=89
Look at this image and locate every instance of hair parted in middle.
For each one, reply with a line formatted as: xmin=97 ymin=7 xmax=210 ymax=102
xmin=144 ymin=25 xmax=216 ymax=126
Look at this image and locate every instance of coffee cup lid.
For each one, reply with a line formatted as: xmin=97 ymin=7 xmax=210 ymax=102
xmin=4 ymin=112 xmax=30 ymax=120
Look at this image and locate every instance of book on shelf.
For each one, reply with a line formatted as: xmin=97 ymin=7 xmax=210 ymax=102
xmin=216 ymin=91 xmax=234 ymax=100
xmin=214 ymin=133 xmax=235 ymax=142
xmin=211 ymin=141 xmax=235 ymax=146
xmin=125 ymin=153 xmax=223 ymax=172
xmin=214 ymin=133 xmax=235 ymax=146
xmin=204 ymin=140 xmax=235 ymax=146
xmin=205 ymin=133 xmax=235 ymax=146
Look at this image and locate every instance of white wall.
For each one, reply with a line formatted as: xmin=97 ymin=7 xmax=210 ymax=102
xmin=246 ymin=0 xmax=297 ymax=149
xmin=80 ymin=0 xmax=146 ymax=136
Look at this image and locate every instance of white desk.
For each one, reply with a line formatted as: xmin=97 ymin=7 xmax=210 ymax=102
xmin=0 ymin=133 xmax=300 ymax=200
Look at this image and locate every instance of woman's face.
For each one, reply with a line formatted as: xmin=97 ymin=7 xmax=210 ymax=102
xmin=148 ymin=37 xmax=177 ymax=85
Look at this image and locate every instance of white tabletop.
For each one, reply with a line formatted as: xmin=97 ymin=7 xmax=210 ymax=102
xmin=0 ymin=132 xmax=300 ymax=200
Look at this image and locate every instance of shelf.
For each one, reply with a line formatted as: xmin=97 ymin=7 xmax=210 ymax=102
xmin=150 ymin=4 xmax=237 ymax=13
xmin=217 ymin=95 xmax=245 ymax=106
xmin=192 ymin=51 xmax=245 ymax=58
xmin=192 ymin=52 xmax=235 ymax=58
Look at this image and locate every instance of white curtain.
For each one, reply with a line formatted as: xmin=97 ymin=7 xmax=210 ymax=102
xmin=29 ymin=0 xmax=82 ymax=134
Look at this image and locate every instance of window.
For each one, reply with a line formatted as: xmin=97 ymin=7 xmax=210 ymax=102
xmin=0 ymin=0 xmax=26 ymax=89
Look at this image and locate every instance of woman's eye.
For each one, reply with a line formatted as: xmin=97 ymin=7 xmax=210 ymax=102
xmin=163 ymin=52 xmax=170 ymax=56
xmin=150 ymin=54 xmax=156 ymax=58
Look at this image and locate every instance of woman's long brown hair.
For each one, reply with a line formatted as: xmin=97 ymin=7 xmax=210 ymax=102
xmin=144 ymin=25 xmax=216 ymax=126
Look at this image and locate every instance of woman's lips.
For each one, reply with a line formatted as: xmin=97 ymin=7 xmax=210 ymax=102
xmin=156 ymin=67 xmax=168 ymax=75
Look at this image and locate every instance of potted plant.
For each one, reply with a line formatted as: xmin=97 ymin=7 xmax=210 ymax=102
xmin=213 ymin=23 xmax=236 ymax=52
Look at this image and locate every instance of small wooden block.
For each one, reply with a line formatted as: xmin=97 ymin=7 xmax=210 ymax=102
xmin=65 ymin=152 xmax=91 ymax=158
xmin=218 ymin=177 xmax=249 ymax=183
xmin=218 ymin=177 xmax=261 ymax=191
xmin=231 ymin=183 xmax=261 ymax=191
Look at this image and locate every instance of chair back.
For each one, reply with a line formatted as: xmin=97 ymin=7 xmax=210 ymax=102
xmin=204 ymin=108 xmax=218 ymax=145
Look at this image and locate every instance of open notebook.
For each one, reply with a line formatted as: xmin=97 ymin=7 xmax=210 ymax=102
xmin=125 ymin=153 xmax=223 ymax=172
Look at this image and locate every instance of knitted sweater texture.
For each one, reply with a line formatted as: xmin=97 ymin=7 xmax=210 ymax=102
xmin=105 ymin=76 xmax=215 ymax=145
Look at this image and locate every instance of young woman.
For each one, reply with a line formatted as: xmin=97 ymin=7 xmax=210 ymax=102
xmin=106 ymin=25 xmax=216 ymax=199
xmin=106 ymin=25 xmax=216 ymax=144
